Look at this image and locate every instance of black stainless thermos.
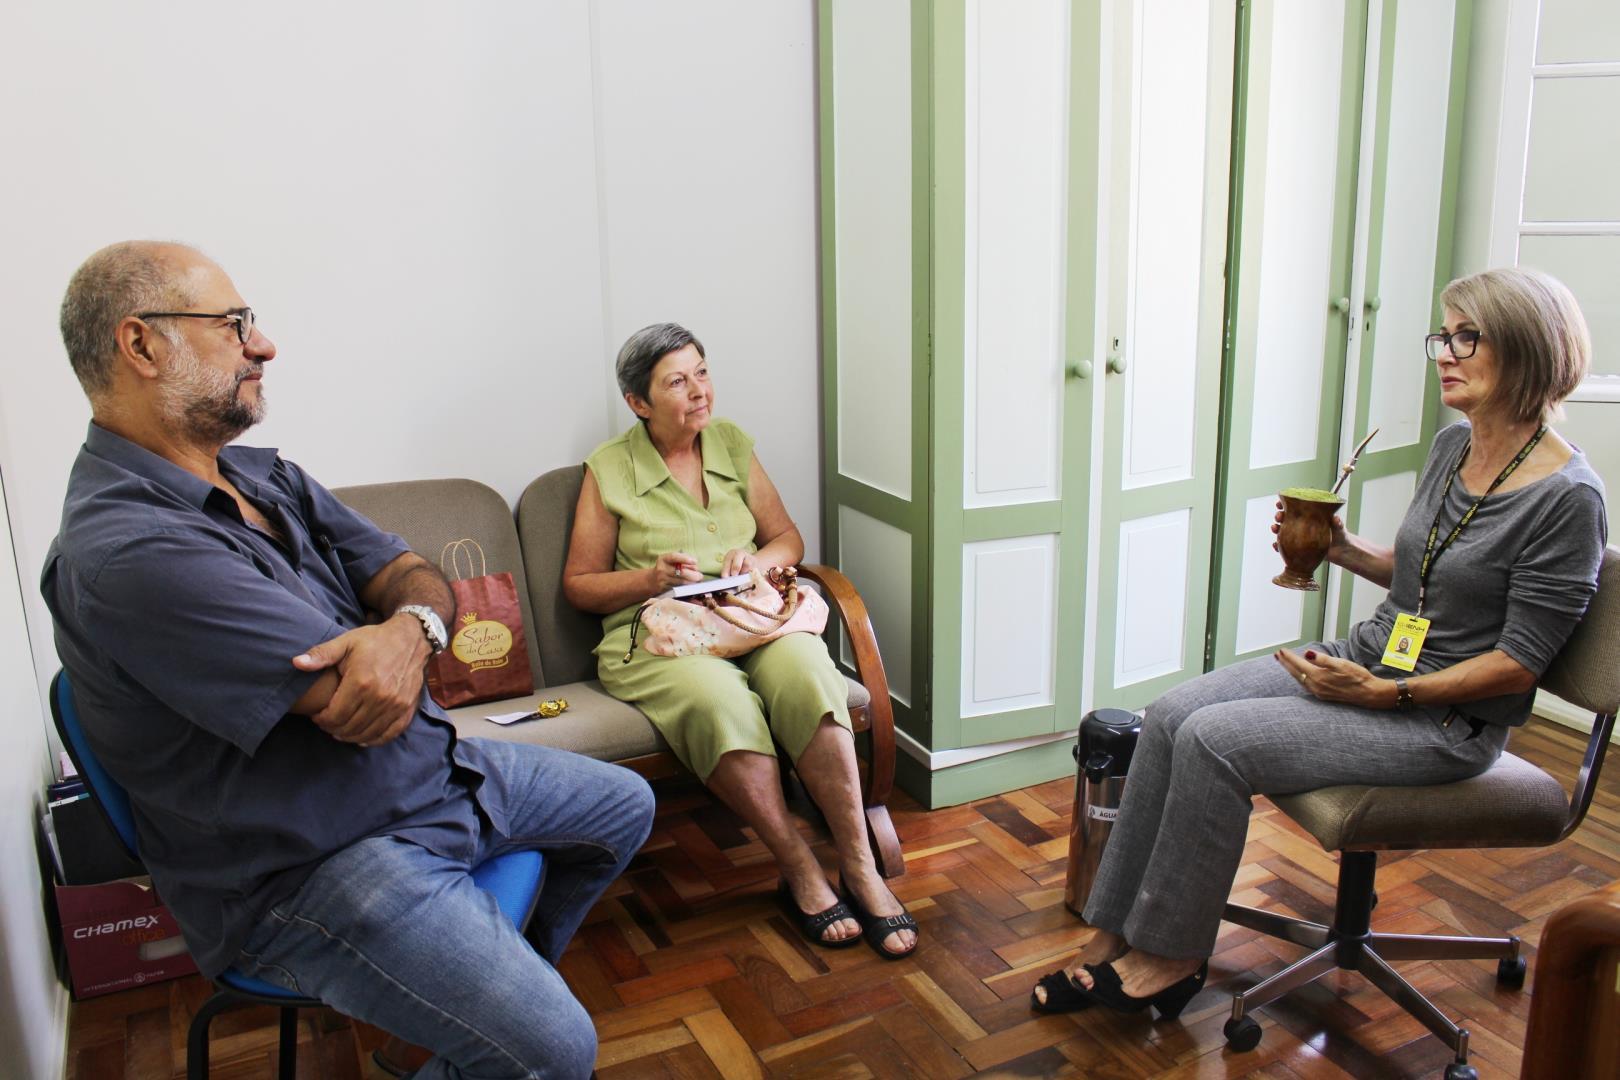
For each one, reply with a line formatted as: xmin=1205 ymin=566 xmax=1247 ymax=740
xmin=1064 ymin=708 xmax=1143 ymax=917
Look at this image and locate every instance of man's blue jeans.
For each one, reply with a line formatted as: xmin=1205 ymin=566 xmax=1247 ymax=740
xmin=233 ymin=740 xmax=655 ymax=1080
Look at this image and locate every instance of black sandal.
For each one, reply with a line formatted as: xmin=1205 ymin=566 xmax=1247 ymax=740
xmin=776 ymin=879 xmax=861 ymax=949
xmin=1077 ymin=959 xmax=1208 ymax=1021
xmin=1030 ymin=969 xmax=1093 ymax=1013
xmin=839 ymin=881 xmax=920 ymax=960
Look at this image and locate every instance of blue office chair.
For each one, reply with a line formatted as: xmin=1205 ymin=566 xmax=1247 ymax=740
xmin=50 ymin=670 xmax=546 ymax=1080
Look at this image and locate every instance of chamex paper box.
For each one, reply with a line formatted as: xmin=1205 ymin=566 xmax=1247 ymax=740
xmin=55 ymin=877 xmax=197 ymax=998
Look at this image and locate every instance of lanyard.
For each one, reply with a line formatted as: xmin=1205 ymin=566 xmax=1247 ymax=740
xmin=1417 ymin=424 xmax=1546 ymax=617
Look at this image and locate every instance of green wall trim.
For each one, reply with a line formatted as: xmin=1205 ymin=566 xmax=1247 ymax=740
xmin=1088 ymin=1 xmax=1233 ymax=712
xmin=959 ymin=705 xmax=1059 ymax=748
xmin=1049 ymin=0 xmax=1103 ymax=734
xmin=899 ymin=737 xmax=1079 ymax=810
xmin=816 ymin=0 xmax=840 ymax=579
xmin=828 ymin=476 xmax=914 ymax=529
xmin=1210 ymin=0 xmax=1367 ymax=669
xmin=1206 ymin=0 xmax=1254 ymax=671
xmin=961 ymin=502 xmax=1063 ymax=543
xmin=1429 ymin=0 xmax=1474 ymax=439
xmin=1331 ymin=0 xmax=1471 ymax=636
xmin=908 ymin=0 xmax=936 ymax=753
xmin=927 ymin=0 xmax=966 ymax=757
xmin=816 ymin=2 xmax=933 ymax=756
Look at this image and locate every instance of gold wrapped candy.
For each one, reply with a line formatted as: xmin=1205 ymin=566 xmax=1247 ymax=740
xmin=533 ymin=698 xmax=568 ymax=719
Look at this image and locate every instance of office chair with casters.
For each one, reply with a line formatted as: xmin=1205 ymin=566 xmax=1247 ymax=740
xmin=50 ymin=670 xmax=547 ymax=1080
xmin=1220 ymin=546 xmax=1618 ymax=1080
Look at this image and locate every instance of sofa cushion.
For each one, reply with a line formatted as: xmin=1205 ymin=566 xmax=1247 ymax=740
xmin=446 ymin=672 xmax=872 ymax=762
xmin=446 ymin=681 xmax=666 ymax=761
xmin=333 ymin=479 xmax=546 ymax=684
xmin=516 ymin=467 xmax=602 ymax=688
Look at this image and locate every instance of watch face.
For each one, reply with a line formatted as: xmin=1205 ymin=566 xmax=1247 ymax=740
xmin=423 ymin=611 xmax=448 ymax=650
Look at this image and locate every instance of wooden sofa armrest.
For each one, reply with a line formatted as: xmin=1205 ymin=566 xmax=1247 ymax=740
xmin=797 ymin=564 xmax=903 ymax=877
xmin=797 ymin=563 xmax=895 ymax=801
xmin=1520 ymin=886 xmax=1620 ymax=1079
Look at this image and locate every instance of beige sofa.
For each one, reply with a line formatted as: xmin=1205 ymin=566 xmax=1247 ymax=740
xmin=333 ymin=467 xmax=903 ymax=878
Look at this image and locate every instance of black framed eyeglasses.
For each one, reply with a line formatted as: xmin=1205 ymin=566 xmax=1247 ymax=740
xmin=136 ymin=308 xmax=255 ymax=345
xmin=1425 ymin=329 xmax=1481 ymax=361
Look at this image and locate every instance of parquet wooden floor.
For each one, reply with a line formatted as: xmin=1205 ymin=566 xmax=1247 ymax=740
xmin=65 ymin=716 xmax=1620 ymax=1079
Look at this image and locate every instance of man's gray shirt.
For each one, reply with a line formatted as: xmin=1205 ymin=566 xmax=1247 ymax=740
xmin=1347 ymin=420 xmax=1608 ymax=726
xmin=42 ymin=424 xmax=516 ymax=977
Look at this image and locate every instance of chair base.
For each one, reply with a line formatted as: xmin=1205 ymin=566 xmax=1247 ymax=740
xmin=188 ymin=986 xmax=321 ymax=1080
xmin=1221 ymin=850 xmax=1521 ymax=1073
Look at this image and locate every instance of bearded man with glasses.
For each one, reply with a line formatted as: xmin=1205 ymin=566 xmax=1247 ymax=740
xmin=42 ymin=241 xmax=653 ymax=1079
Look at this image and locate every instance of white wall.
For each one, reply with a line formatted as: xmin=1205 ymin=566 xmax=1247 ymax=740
xmin=0 ymin=0 xmax=819 ymax=1065
xmin=0 ymin=468 xmax=66 ymax=1080
xmin=0 ymin=0 xmax=821 ymax=708
xmin=591 ymin=1 xmax=822 ymax=499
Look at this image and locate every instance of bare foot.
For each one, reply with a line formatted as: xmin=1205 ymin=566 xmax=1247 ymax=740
xmin=1074 ymin=948 xmax=1202 ymax=999
xmin=783 ymin=865 xmax=858 ymax=944
xmin=1032 ymin=930 xmax=1128 ymax=1006
xmin=841 ymin=864 xmax=917 ymax=955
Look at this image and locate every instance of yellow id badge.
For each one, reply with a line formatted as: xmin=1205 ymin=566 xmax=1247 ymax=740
xmin=1381 ymin=614 xmax=1430 ymax=672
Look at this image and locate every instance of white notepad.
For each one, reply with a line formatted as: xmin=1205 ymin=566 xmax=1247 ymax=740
xmin=664 ymin=573 xmax=754 ymax=600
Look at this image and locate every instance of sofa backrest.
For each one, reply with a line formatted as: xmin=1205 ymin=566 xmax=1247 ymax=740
xmin=516 ymin=465 xmax=601 ymax=687
xmin=332 ymin=478 xmax=546 ymax=686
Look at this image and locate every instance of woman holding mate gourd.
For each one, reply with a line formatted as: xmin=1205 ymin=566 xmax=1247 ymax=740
xmin=1033 ymin=267 xmax=1607 ymax=1017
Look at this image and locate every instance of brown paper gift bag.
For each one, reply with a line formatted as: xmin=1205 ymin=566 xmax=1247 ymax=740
xmin=424 ymin=539 xmax=535 ymax=708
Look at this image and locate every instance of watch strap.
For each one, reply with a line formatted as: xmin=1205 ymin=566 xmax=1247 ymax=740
xmin=1393 ymin=677 xmax=1414 ymax=710
xmin=397 ymin=604 xmax=448 ymax=654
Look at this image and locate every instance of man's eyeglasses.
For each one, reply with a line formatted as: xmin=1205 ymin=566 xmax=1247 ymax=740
xmin=1425 ymin=329 xmax=1481 ymax=361
xmin=136 ymin=308 xmax=256 ymax=345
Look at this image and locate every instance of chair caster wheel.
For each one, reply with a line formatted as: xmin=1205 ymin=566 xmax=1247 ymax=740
xmin=1224 ymin=1015 xmax=1262 ymax=1053
xmin=1443 ymin=1063 xmax=1478 ymax=1080
xmin=1496 ymin=956 xmax=1527 ymax=989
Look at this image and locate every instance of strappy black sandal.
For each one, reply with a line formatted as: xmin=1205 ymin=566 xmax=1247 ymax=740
xmin=1077 ymin=959 xmax=1208 ymax=1020
xmin=839 ymin=881 xmax=920 ymax=960
xmin=776 ymin=879 xmax=861 ymax=949
xmin=1030 ymin=968 xmax=1093 ymax=1013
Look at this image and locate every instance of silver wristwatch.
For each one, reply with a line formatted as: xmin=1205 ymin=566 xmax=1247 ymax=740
xmin=396 ymin=604 xmax=449 ymax=654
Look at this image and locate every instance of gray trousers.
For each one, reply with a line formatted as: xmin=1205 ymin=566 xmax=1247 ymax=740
xmin=1080 ymin=641 xmax=1507 ymax=959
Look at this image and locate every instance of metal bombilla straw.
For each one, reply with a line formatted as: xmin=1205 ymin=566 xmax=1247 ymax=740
xmin=1331 ymin=428 xmax=1379 ymax=497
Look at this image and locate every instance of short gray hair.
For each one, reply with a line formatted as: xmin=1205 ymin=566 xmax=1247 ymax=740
xmin=60 ymin=241 xmax=193 ymax=399
xmin=1440 ymin=267 xmax=1590 ymax=423
xmin=614 ymin=322 xmax=705 ymax=404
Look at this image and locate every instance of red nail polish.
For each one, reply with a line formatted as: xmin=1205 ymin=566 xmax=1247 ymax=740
xmin=1305 ymin=650 xmax=1316 ymax=660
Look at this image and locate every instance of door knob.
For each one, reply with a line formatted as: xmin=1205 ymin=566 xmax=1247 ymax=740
xmin=1332 ymin=296 xmax=1351 ymax=314
xmin=1107 ymin=355 xmax=1127 ymax=375
xmin=1364 ymin=296 xmax=1381 ymax=311
xmin=1068 ymin=360 xmax=1093 ymax=379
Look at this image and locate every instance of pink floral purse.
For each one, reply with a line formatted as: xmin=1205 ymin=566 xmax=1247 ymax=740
xmin=623 ymin=566 xmax=829 ymax=662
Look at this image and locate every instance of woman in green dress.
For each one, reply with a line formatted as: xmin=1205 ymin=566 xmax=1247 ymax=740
xmin=563 ymin=323 xmax=918 ymax=959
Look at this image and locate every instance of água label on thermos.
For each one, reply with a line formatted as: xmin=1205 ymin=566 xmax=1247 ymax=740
xmin=1088 ymin=806 xmax=1119 ymax=822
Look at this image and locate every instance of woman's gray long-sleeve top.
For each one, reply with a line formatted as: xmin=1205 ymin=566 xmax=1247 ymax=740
xmin=1345 ymin=420 xmax=1607 ymax=726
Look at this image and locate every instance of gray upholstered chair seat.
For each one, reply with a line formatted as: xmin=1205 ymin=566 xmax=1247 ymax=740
xmin=446 ymin=675 xmax=872 ymax=762
xmin=446 ymin=681 xmax=666 ymax=759
xmin=1272 ymin=751 xmax=1572 ymax=853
